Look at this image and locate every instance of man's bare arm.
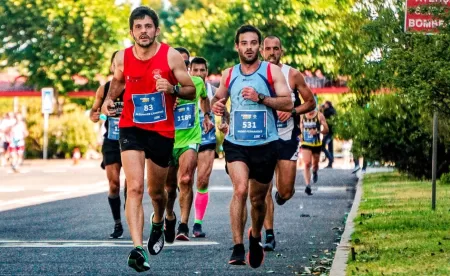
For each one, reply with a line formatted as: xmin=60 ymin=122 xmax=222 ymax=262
xmin=260 ymin=64 xmax=293 ymax=112
xmin=90 ymin=85 xmax=105 ymax=122
xmin=319 ymin=112 xmax=329 ymax=134
xmin=105 ymin=50 xmax=125 ymax=101
xmin=292 ymin=69 xmax=316 ymax=115
xmin=168 ymin=48 xmax=195 ymax=100
xmin=211 ymin=68 xmax=231 ymax=116
xmin=200 ymin=96 xmax=211 ymax=114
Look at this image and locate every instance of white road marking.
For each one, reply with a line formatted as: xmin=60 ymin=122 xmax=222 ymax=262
xmin=0 ymin=240 xmax=219 ymax=248
xmin=208 ymin=186 xmax=350 ymax=192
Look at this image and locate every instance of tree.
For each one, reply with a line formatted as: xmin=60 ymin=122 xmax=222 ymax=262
xmin=164 ymin=0 xmax=356 ymax=74
xmin=0 ymin=0 xmax=130 ymax=94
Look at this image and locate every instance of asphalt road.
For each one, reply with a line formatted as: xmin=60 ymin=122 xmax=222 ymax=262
xmin=0 ymin=159 xmax=357 ymax=275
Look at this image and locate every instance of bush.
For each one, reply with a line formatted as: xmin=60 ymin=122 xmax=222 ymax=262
xmin=440 ymin=172 xmax=450 ymax=185
xmin=334 ymin=93 xmax=450 ymax=178
xmin=26 ymin=108 xmax=97 ymax=159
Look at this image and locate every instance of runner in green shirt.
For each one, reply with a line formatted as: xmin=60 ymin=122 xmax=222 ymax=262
xmin=164 ymin=47 xmax=214 ymax=242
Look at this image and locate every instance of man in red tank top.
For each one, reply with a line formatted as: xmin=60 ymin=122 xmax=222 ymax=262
xmin=100 ymin=6 xmax=195 ymax=273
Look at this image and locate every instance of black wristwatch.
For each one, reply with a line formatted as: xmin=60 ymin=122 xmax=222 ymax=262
xmin=291 ymin=108 xmax=297 ymax=115
xmin=173 ymin=85 xmax=180 ymax=96
xmin=204 ymin=112 xmax=211 ymax=118
xmin=257 ymin=93 xmax=265 ymax=104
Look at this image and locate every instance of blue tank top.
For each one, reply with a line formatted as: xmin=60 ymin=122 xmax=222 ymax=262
xmin=225 ymin=61 xmax=279 ymax=146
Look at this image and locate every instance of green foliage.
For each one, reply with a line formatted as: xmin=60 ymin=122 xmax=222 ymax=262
xmin=440 ymin=172 xmax=450 ymax=185
xmin=335 ymin=93 xmax=450 ymax=178
xmin=26 ymin=106 xmax=97 ymax=159
xmin=165 ymin=0 xmax=355 ymax=74
xmin=0 ymin=0 xmax=130 ymax=94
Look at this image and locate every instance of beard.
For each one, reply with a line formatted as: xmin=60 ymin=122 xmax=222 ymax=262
xmin=266 ymin=55 xmax=280 ymax=65
xmin=133 ymin=34 xmax=155 ymax=48
xmin=238 ymin=50 xmax=259 ymax=65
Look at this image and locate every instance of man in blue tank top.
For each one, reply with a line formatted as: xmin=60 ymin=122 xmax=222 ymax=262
xmin=211 ymin=25 xmax=293 ymax=269
xmin=260 ymin=35 xmax=316 ymax=251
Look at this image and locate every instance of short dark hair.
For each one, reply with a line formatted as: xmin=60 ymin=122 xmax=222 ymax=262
xmin=110 ymin=50 xmax=118 ymax=65
xmin=129 ymin=6 xmax=159 ymax=30
xmin=235 ymin=25 xmax=262 ymax=45
xmin=175 ymin=47 xmax=190 ymax=60
xmin=263 ymin=35 xmax=283 ymax=48
xmin=190 ymin=57 xmax=208 ymax=70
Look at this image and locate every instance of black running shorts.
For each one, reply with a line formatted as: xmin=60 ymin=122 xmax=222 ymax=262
xmin=276 ymin=138 xmax=299 ymax=161
xmin=223 ymin=140 xmax=278 ymax=184
xmin=198 ymin=143 xmax=216 ymax=153
xmin=102 ymin=138 xmax=122 ymax=166
xmin=301 ymin=144 xmax=322 ymax=155
xmin=119 ymin=127 xmax=174 ymax=168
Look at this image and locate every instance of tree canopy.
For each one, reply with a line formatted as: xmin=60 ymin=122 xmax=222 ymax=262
xmin=0 ymin=0 xmax=130 ymax=94
xmin=164 ymin=0 xmax=356 ymax=75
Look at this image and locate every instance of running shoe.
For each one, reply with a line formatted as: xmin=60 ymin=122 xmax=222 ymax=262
xmin=305 ymin=185 xmax=313 ymax=196
xmin=147 ymin=213 xmax=164 ymax=255
xmin=192 ymin=223 xmax=206 ymax=238
xmin=274 ymin=191 xmax=287 ymax=206
xmin=109 ymin=222 xmax=123 ymax=239
xmin=352 ymin=165 xmax=361 ymax=174
xmin=263 ymin=234 xmax=276 ymax=251
xmin=246 ymin=228 xmax=265 ymax=268
xmin=175 ymin=223 xmax=190 ymax=241
xmin=127 ymin=246 xmax=150 ymax=272
xmin=164 ymin=212 xmax=177 ymax=244
xmin=229 ymin=244 xmax=246 ymax=265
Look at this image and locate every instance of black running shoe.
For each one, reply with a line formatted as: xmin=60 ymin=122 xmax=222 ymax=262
xmin=109 ymin=223 xmax=123 ymax=239
xmin=192 ymin=223 xmax=206 ymax=238
xmin=164 ymin=212 xmax=177 ymax=244
xmin=312 ymin=171 xmax=318 ymax=183
xmin=175 ymin=223 xmax=190 ymax=241
xmin=147 ymin=213 xmax=164 ymax=255
xmin=263 ymin=234 xmax=276 ymax=251
xmin=127 ymin=246 xmax=150 ymax=272
xmin=305 ymin=185 xmax=313 ymax=196
xmin=246 ymin=228 xmax=265 ymax=268
xmin=229 ymin=244 xmax=246 ymax=265
xmin=274 ymin=192 xmax=287 ymax=206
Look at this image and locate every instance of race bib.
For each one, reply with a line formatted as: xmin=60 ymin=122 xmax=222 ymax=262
xmin=233 ymin=110 xmax=267 ymax=141
xmin=107 ymin=117 xmax=120 ymax=141
xmin=303 ymin=129 xmax=317 ymax=143
xmin=277 ymin=120 xmax=288 ymax=129
xmin=200 ymin=114 xmax=216 ymax=145
xmin=132 ymin=92 xmax=167 ymax=124
xmin=174 ymin=103 xmax=196 ymax=130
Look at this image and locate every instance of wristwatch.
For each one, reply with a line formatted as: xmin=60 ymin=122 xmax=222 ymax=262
xmin=291 ymin=108 xmax=297 ymax=115
xmin=204 ymin=112 xmax=211 ymax=118
xmin=173 ymin=85 xmax=180 ymax=96
xmin=257 ymin=93 xmax=265 ymax=104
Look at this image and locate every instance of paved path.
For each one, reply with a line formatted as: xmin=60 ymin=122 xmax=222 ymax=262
xmin=0 ymin=158 xmax=358 ymax=275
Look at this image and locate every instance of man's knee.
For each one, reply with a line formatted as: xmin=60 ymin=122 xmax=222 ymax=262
xmin=108 ymin=179 xmax=121 ymax=195
xmin=233 ymin=185 xmax=248 ymax=200
xmin=127 ymin=184 xmax=144 ymax=198
xmin=179 ymin=173 xmax=193 ymax=188
xmin=249 ymin=193 xmax=266 ymax=211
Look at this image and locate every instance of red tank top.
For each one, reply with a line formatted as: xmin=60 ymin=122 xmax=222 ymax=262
xmin=120 ymin=43 xmax=177 ymax=138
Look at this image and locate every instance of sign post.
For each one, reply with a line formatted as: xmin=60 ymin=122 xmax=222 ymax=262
xmin=41 ymin=87 xmax=54 ymax=160
xmin=404 ymin=0 xmax=449 ymax=210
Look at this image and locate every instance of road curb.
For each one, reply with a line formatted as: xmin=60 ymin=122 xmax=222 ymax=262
xmin=329 ymin=174 xmax=363 ymax=276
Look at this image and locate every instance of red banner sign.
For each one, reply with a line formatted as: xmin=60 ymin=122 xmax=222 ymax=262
xmin=405 ymin=0 xmax=450 ymax=33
